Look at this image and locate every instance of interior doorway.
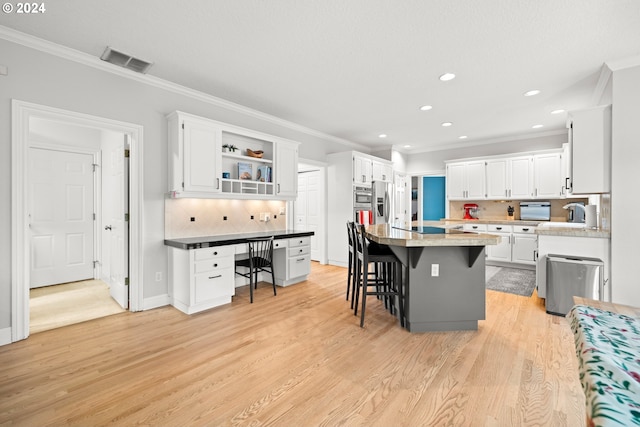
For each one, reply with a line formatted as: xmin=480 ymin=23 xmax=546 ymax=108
xmin=295 ymin=161 xmax=327 ymax=264
xmin=11 ymin=100 xmax=144 ymax=342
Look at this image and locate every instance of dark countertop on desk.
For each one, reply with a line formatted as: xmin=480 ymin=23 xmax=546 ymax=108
xmin=165 ymin=230 xmax=314 ymax=250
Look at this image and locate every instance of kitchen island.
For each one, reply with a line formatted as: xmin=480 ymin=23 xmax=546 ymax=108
xmin=365 ymin=223 xmax=499 ymax=332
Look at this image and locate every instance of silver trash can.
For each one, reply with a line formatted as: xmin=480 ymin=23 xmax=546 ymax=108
xmin=546 ymin=254 xmax=603 ymax=316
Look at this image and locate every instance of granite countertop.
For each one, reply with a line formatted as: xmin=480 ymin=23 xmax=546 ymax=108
xmin=535 ymin=227 xmax=610 ymax=238
xmin=165 ymin=229 xmax=314 ymax=250
xmin=364 ymin=223 xmax=500 ymax=247
xmin=441 ymin=218 xmax=544 ymax=226
xmin=442 ymin=218 xmax=610 ymax=238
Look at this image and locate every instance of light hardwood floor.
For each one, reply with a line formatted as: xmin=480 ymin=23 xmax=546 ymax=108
xmin=30 ymin=280 xmax=126 ymax=334
xmin=0 ymin=262 xmax=585 ymax=426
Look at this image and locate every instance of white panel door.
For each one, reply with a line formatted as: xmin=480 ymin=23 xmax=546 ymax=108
xmin=29 ymin=148 xmax=95 ymax=288
xmin=295 ymin=171 xmax=320 ymax=261
xmin=306 ymin=172 xmax=320 ymax=261
xmin=102 ymin=134 xmax=129 ymax=309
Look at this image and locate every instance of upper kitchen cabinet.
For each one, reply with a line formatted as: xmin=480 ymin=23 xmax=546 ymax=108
xmin=372 ymin=159 xmax=393 ymax=183
xmin=533 ymin=152 xmax=563 ymax=198
xmin=168 ymin=111 xmax=222 ymax=195
xmin=567 ymin=105 xmax=612 ymax=194
xmin=353 ymin=155 xmax=373 ymax=185
xmin=275 ymin=141 xmax=298 ymax=198
xmin=167 ymin=111 xmax=299 ymax=200
xmin=446 ymin=160 xmax=485 ymax=200
xmin=486 ymin=156 xmax=533 ymax=200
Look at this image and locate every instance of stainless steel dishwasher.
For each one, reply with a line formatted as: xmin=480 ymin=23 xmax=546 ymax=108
xmin=546 ymin=254 xmax=604 ymax=316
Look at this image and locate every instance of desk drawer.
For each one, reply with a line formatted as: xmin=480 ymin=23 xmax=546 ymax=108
xmin=194 ymin=268 xmax=234 ymax=303
xmin=194 ymin=256 xmax=233 ymax=274
xmin=288 ymin=245 xmax=310 ymax=257
xmin=289 ymin=255 xmax=311 ymax=278
xmin=289 ymin=237 xmax=310 ymax=248
xmin=194 ymin=246 xmax=234 ymax=261
xmin=273 ymin=239 xmax=289 ymax=250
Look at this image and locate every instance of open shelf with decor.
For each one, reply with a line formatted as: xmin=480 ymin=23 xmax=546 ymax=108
xmin=220 ymin=130 xmax=275 ymax=197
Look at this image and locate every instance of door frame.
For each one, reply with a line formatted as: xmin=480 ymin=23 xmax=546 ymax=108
xmin=11 ymin=100 xmax=144 ymax=342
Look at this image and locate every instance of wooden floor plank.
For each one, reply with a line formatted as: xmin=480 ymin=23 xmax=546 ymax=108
xmin=0 ymin=262 xmax=585 ymax=426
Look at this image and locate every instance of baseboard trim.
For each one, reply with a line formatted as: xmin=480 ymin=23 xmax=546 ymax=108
xmin=142 ymin=294 xmax=171 ymax=311
xmin=0 ymin=327 xmax=12 ymax=347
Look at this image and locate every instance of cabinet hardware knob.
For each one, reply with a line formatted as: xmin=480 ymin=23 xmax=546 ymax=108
xmin=523 ymin=228 xmax=529 ymax=231
xmin=496 ymin=227 xmax=502 ymax=230
xmin=213 ymin=263 xmax=218 ymax=268
xmin=213 ymin=251 xmax=218 ymax=255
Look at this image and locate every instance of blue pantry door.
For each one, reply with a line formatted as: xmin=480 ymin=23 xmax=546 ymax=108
xmin=422 ymin=176 xmax=446 ymax=221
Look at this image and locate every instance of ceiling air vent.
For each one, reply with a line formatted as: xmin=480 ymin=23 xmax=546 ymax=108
xmin=100 ymin=47 xmax=153 ymax=74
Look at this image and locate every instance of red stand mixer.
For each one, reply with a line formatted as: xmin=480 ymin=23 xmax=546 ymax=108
xmin=463 ymin=203 xmax=479 ymax=220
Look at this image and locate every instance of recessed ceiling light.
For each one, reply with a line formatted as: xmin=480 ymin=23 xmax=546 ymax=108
xmin=420 ymin=105 xmax=433 ymax=111
xmin=524 ymin=90 xmax=541 ymax=97
xmin=439 ymin=73 xmax=456 ymax=82
xmin=532 ymin=124 xmax=544 ymax=129
xmin=404 ymin=144 xmax=411 ymax=148
xmin=551 ymin=109 xmax=565 ymax=114
xmin=378 ymin=134 xmax=387 ymax=138
xmin=459 ymin=135 xmax=468 ymax=139
xmin=441 ymin=122 xmax=453 ymax=127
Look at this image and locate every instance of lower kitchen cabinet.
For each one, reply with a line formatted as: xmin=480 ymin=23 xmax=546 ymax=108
xmin=486 ymin=225 xmax=512 ymax=262
xmin=169 ymin=246 xmax=235 ymax=314
xmin=511 ymin=226 xmax=537 ymax=265
xmin=273 ymin=236 xmax=311 ymax=286
xmin=484 ymin=224 xmax=538 ymax=266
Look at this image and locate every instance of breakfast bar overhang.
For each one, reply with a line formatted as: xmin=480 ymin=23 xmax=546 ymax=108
xmin=365 ymin=224 xmax=500 ymax=332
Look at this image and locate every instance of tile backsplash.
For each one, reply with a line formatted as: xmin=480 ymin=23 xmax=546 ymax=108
xmin=165 ymin=198 xmax=288 ymax=239
xmin=449 ymin=198 xmax=589 ymax=222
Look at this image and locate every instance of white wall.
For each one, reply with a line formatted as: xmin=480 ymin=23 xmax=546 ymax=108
xmin=0 ymin=38 xmax=357 ymax=333
xmin=610 ymin=63 xmax=640 ymax=306
xmin=405 ymin=132 xmax=567 ymax=174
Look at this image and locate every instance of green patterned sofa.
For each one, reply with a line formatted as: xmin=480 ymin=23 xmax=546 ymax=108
xmin=568 ymin=304 xmax=640 ymax=426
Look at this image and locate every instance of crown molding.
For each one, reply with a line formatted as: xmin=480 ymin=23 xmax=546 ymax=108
xmin=0 ymin=25 xmax=367 ymax=152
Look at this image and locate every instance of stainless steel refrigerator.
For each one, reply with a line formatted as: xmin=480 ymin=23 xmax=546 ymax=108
xmin=546 ymin=254 xmax=604 ymax=316
xmin=371 ymin=181 xmax=393 ymax=224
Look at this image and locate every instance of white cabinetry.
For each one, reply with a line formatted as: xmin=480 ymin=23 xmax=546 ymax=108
xmin=484 ymin=224 xmax=537 ymax=265
xmin=275 ymin=141 xmax=298 ymax=198
xmin=486 ymin=156 xmax=533 ymax=199
xmin=511 ymin=225 xmax=537 ymax=265
xmin=168 ymin=112 xmax=222 ymax=195
xmin=446 ymin=161 xmax=485 ymax=200
xmin=567 ymin=105 xmax=612 ymax=194
xmin=353 ymin=155 xmax=372 ymax=185
xmin=168 ymin=111 xmax=299 ymax=200
xmin=273 ymin=236 xmax=311 ymax=286
xmin=169 ymin=246 xmax=235 ymax=314
xmin=486 ymin=224 xmax=513 ymax=262
xmin=533 ymin=152 xmax=563 ymax=198
xmin=372 ymin=160 xmax=393 ymax=182
xmin=510 ymin=156 xmax=534 ymax=199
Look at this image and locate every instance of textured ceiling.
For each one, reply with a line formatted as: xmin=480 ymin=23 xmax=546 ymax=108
xmin=1 ymin=0 xmax=639 ymax=152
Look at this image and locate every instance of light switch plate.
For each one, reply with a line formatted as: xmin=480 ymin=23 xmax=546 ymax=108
xmin=431 ymin=264 xmax=439 ymax=277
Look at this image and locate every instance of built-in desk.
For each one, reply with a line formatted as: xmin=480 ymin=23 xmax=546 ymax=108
xmin=365 ymin=223 xmax=499 ymax=332
xmin=165 ymin=230 xmax=314 ymax=314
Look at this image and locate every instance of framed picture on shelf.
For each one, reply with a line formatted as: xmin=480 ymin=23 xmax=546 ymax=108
xmin=238 ymin=162 xmax=252 ymax=180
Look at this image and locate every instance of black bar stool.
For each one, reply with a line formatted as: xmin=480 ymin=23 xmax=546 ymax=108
xmin=353 ymin=224 xmax=404 ymax=328
xmin=234 ymin=237 xmax=276 ymax=303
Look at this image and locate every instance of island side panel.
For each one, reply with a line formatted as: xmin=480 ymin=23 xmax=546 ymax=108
xmin=393 ymin=246 xmax=486 ymax=332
